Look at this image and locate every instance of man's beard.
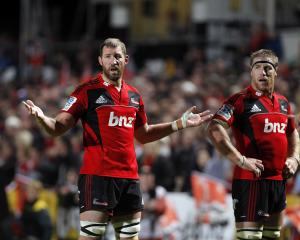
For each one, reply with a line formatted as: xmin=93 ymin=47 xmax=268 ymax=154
xmin=259 ymin=85 xmax=274 ymax=96
xmin=103 ymin=67 xmax=121 ymax=82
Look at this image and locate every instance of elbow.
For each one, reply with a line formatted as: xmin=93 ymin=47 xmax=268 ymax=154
xmin=206 ymin=121 xmax=215 ymax=140
xmin=206 ymin=121 xmax=225 ymax=145
xmin=136 ymin=138 xmax=148 ymax=145
xmin=46 ymin=129 xmax=65 ymax=138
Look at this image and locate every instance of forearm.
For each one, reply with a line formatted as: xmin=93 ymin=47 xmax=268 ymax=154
xmin=36 ymin=112 xmax=74 ymax=137
xmin=138 ymin=122 xmax=174 ymax=144
xmin=36 ymin=116 xmax=64 ymax=137
xmin=135 ymin=107 xmax=212 ymax=144
xmin=287 ymin=129 xmax=300 ymax=162
xmin=207 ymin=121 xmax=242 ymax=165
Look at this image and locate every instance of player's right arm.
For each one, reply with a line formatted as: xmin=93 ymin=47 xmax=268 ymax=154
xmin=23 ymin=100 xmax=75 ymax=137
xmin=207 ymin=119 xmax=264 ymax=177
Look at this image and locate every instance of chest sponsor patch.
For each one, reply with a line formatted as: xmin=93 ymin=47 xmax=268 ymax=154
xmin=216 ymin=104 xmax=234 ymax=121
xmin=62 ymin=96 xmax=77 ymax=111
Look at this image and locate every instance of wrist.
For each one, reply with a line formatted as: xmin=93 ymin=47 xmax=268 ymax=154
xmin=237 ymin=155 xmax=246 ymax=167
xmin=171 ymin=121 xmax=178 ymax=131
xmin=171 ymin=119 xmax=184 ymax=132
xmin=37 ymin=115 xmax=45 ymax=123
xmin=292 ymin=156 xmax=300 ymax=165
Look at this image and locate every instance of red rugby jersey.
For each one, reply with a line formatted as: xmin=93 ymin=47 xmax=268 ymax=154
xmin=213 ymin=86 xmax=295 ymax=180
xmin=61 ymin=74 xmax=147 ymax=179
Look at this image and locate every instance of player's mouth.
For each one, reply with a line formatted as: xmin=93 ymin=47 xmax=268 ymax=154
xmin=110 ymin=67 xmax=119 ymax=73
xmin=258 ymin=78 xmax=268 ymax=83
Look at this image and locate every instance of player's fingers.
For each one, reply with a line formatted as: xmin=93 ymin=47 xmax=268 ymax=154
xmin=255 ymin=159 xmax=263 ymax=164
xmin=255 ymin=162 xmax=264 ymax=171
xmin=200 ymin=114 xmax=213 ymax=122
xmin=286 ymin=166 xmax=294 ymax=176
xmin=285 ymin=160 xmax=293 ymax=169
xmin=22 ymin=101 xmax=31 ymax=109
xmin=25 ymin=99 xmax=35 ymax=107
xmin=186 ymin=106 xmax=196 ymax=114
xmin=199 ymin=110 xmax=211 ymax=117
xmin=254 ymin=167 xmax=261 ymax=177
xmin=191 ymin=106 xmax=197 ymax=113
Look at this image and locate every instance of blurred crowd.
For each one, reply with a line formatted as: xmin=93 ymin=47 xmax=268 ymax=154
xmin=1 ymin=23 xmax=300 ymax=239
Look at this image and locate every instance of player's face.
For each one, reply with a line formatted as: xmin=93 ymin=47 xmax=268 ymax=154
xmin=250 ymin=57 xmax=277 ymax=96
xmin=99 ymin=46 xmax=128 ymax=82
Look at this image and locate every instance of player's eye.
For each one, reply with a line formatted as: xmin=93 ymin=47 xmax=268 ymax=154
xmin=264 ymin=66 xmax=272 ymax=72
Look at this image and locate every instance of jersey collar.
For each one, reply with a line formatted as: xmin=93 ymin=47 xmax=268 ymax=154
xmin=247 ymin=85 xmax=274 ymax=99
xmin=98 ymin=73 xmax=126 ymax=89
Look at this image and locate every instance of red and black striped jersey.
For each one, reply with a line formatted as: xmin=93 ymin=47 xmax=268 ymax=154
xmin=213 ymin=85 xmax=295 ymax=180
xmin=61 ymin=74 xmax=147 ymax=179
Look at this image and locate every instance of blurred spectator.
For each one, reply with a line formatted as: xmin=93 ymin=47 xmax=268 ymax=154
xmin=202 ymin=148 xmax=233 ymax=184
xmin=56 ymin=168 xmax=79 ymax=240
xmin=0 ymin=136 xmax=17 ymax=239
xmin=2 ymin=179 xmax=53 ymax=240
xmin=139 ymin=166 xmax=180 ymax=240
xmin=263 ymin=31 xmax=284 ymax=59
xmin=248 ymin=22 xmax=268 ymax=53
xmin=171 ymin=128 xmax=198 ymax=192
xmin=292 ymin=171 xmax=300 ymax=195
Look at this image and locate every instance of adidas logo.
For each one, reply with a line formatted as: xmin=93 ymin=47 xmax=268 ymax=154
xmin=250 ymin=104 xmax=261 ymax=113
xmin=95 ymin=95 xmax=107 ymax=104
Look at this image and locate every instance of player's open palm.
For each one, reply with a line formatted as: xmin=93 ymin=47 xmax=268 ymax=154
xmin=184 ymin=106 xmax=213 ymax=128
xmin=23 ymin=100 xmax=45 ymax=120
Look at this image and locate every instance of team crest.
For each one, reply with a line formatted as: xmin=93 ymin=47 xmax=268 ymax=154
xmin=216 ymin=104 xmax=234 ymax=120
xmin=62 ymin=96 xmax=77 ymax=111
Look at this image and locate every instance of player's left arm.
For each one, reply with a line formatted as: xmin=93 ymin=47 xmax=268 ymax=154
xmin=284 ymin=129 xmax=300 ymax=176
xmin=134 ymin=106 xmax=212 ymax=144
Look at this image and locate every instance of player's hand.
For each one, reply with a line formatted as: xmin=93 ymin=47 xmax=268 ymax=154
xmin=185 ymin=107 xmax=213 ymax=127
xmin=172 ymin=106 xmax=213 ymax=131
xmin=283 ymin=157 xmax=299 ymax=179
xmin=22 ymin=100 xmax=45 ymax=120
xmin=238 ymin=156 xmax=264 ymax=177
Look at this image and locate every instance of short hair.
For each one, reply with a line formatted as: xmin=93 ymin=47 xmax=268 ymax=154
xmin=250 ymin=49 xmax=278 ymax=68
xmin=99 ymin=38 xmax=127 ymax=57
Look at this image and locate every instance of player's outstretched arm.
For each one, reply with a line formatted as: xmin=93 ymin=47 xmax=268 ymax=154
xmin=134 ymin=106 xmax=212 ymax=144
xmin=23 ymin=100 xmax=75 ymax=137
xmin=207 ymin=119 xmax=264 ymax=177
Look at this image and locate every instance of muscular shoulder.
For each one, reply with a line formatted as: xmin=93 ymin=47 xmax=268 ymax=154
xmin=225 ymin=88 xmax=248 ymax=106
xmin=126 ymin=83 xmax=141 ymax=95
xmin=72 ymin=77 xmax=100 ymax=95
xmin=274 ymin=92 xmax=289 ymax=102
xmin=125 ymin=83 xmax=144 ymax=105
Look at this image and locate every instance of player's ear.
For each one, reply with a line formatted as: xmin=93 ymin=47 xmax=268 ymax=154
xmin=98 ymin=56 xmax=103 ymax=66
xmin=250 ymin=66 xmax=254 ymax=78
xmin=124 ymin=54 xmax=129 ymax=65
